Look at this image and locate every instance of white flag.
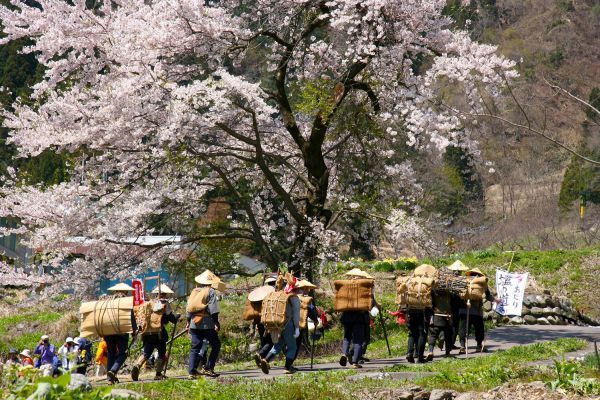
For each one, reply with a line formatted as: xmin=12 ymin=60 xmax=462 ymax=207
xmin=495 ymin=269 xmax=528 ymax=316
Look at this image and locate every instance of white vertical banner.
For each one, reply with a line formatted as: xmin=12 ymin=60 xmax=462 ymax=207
xmin=495 ymin=269 xmax=528 ymax=316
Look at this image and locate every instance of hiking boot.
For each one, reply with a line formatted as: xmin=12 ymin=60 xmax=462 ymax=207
xmin=350 ymin=363 xmax=363 ymax=369
xmin=417 ymin=358 xmax=427 ymax=364
xmin=283 ymin=366 xmax=298 ymax=374
xmin=443 ymin=353 xmax=454 ymax=358
xmin=437 ymin=338 xmax=444 ymax=350
xmin=130 ymin=365 xmax=140 ymax=382
xmin=154 ymin=374 xmax=166 ymax=380
xmin=188 ymin=370 xmax=201 ymax=379
xmin=202 ymin=368 xmax=219 ymax=378
xmin=458 ymin=347 xmax=466 ymax=355
xmin=260 ymin=358 xmax=270 ymax=374
xmin=339 ymin=354 xmax=348 ymax=367
xmin=406 ymin=354 xmax=415 ymax=363
xmin=425 ymin=352 xmax=434 ymax=362
xmin=107 ymin=370 xmax=118 ymax=384
xmin=253 ymin=353 xmax=262 ymax=368
xmin=452 ymin=345 xmax=460 ymax=350
xmin=360 ymin=357 xmax=370 ymax=362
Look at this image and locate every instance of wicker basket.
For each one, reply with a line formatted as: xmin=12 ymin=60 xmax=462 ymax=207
xmin=261 ymin=291 xmax=293 ymax=330
xmin=460 ymin=276 xmax=488 ymax=301
xmin=186 ymin=287 xmax=210 ymax=314
xmin=396 ymin=276 xmax=434 ymax=309
xmin=333 ymin=279 xmax=373 ymax=312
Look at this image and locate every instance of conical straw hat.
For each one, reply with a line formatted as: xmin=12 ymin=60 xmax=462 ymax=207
xmin=151 ymin=284 xmax=174 ymax=294
xmin=248 ymin=285 xmax=275 ymax=302
xmin=296 ymin=279 xmax=317 ymax=289
xmin=195 ymin=269 xmax=219 ymax=285
xmin=447 ymin=260 xmax=469 ymax=271
xmin=107 ymin=282 xmax=134 ymax=292
xmin=344 ymin=268 xmax=374 ymax=279
xmin=466 ymin=268 xmax=485 ymax=277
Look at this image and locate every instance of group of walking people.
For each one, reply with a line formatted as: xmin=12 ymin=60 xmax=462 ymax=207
xmin=60 ymin=260 xmax=493 ymax=384
xmin=403 ymin=262 xmax=494 ymax=363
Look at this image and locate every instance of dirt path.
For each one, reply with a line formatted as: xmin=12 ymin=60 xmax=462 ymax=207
xmin=108 ymin=325 xmax=600 ymax=383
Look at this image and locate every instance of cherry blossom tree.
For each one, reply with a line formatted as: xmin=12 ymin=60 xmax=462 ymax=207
xmin=0 ymin=0 xmax=516 ymax=294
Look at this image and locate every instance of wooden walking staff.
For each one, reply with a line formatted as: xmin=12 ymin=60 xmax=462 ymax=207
xmin=378 ymin=310 xmax=391 ymax=356
xmin=465 ymin=299 xmax=471 ymax=358
xmin=163 ymin=318 xmax=179 ymax=376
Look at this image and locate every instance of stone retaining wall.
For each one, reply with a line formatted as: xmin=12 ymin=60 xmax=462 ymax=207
xmin=482 ymin=291 xmax=600 ymax=326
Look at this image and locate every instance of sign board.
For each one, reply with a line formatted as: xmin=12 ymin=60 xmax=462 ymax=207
xmin=494 ymin=269 xmax=528 ymax=316
xmin=132 ymin=278 xmax=145 ymax=306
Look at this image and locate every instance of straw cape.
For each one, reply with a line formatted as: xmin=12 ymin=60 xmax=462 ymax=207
xmin=466 ymin=268 xmax=486 ymax=277
xmin=107 ymin=282 xmax=135 ymax=292
xmin=447 ymin=260 xmax=469 ymax=271
xmin=151 ymin=284 xmax=174 ymax=294
xmin=248 ymin=285 xmax=276 ymax=302
xmin=296 ymin=279 xmax=317 ymax=289
xmin=195 ymin=269 xmax=220 ymax=285
xmin=344 ymin=268 xmax=374 ymax=279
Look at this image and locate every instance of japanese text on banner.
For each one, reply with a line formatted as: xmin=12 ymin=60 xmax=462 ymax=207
xmin=495 ymin=270 xmax=528 ymax=316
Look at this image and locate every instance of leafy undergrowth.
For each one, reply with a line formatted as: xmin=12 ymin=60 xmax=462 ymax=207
xmin=0 ymin=312 xmax=63 ymax=354
xmin=387 ymin=338 xmax=588 ymax=391
xmin=124 ymin=371 xmax=355 ymax=400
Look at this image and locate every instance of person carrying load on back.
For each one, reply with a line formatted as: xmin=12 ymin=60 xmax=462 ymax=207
xmin=131 ymin=284 xmax=181 ymax=381
xmin=425 ymin=287 xmax=454 ymax=361
xmin=395 ymin=265 xmax=436 ymax=363
xmin=293 ymin=279 xmax=321 ymax=362
xmin=259 ymin=274 xmax=301 ymax=375
xmin=336 ymin=268 xmax=376 ymax=369
xmin=458 ymin=268 xmax=494 ymax=354
xmin=187 ymin=270 xmax=221 ymax=378
xmin=104 ymin=282 xmax=135 ymax=384
xmin=446 ymin=260 xmax=469 ymax=351
xmin=246 ymin=276 xmax=277 ymax=368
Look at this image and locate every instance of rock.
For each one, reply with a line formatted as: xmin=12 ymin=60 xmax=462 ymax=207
xmin=108 ymin=389 xmax=145 ymax=399
xmin=530 ymin=307 xmax=543 ymax=317
xmin=535 ymin=295 xmax=545 ymax=307
xmin=541 ymin=307 xmax=554 ymax=316
xmin=413 ymin=391 xmax=431 ymax=400
xmin=521 ymin=305 xmax=530 ymax=315
xmin=546 ymin=315 xmax=559 ymax=325
xmin=394 ymin=392 xmax=414 ymax=400
xmin=536 ymin=317 xmax=550 ymax=325
xmin=68 ymin=373 xmax=91 ymax=391
xmin=509 ymin=316 xmax=523 ymax=325
xmin=454 ymin=394 xmax=478 ymax=400
xmin=556 ymin=317 xmax=567 ymax=325
xmin=543 ymin=296 xmax=554 ymax=306
xmin=16 ymin=323 xmax=26 ymax=331
xmin=27 ymin=382 xmax=52 ymax=400
xmin=524 ymin=315 xmax=537 ymax=324
xmin=429 ymin=389 xmax=455 ymax=400
xmin=409 ymin=386 xmax=423 ymax=393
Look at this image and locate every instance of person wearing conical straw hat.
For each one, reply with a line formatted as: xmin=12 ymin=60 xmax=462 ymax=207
xmin=187 ymin=270 xmax=221 ymax=378
xmin=259 ymin=275 xmax=302 ymax=375
xmin=104 ymin=282 xmax=134 ymax=384
xmin=131 ymin=284 xmax=181 ymax=381
xmin=458 ymin=268 xmax=494 ymax=355
xmin=251 ymin=275 xmax=278 ymax=368
xmin=339 ymin=268 xmax=376 ymax=369
xmin=292 ymin=279 xmax=321 ymax=362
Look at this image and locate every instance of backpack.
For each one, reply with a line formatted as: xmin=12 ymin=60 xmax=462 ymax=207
xmin=261 ymin=291 xmax=294 ymax=330
xmin=460 ymin=276 xmax=488 ymax=301
xmin=396 ymin=265 xmax=437 ymax=309
xmin=242 ymin=300 xmax=262 ymax=322
xmin=333 ymin=279 xmax=374 ymax=312
xmin=298 ymin=296 xmax=313 ymax=329
xmin=186 ymin=287 xmax=211 ymax=314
